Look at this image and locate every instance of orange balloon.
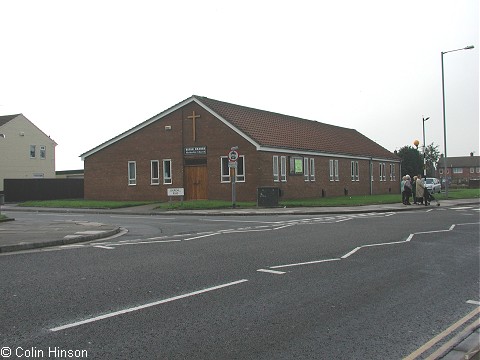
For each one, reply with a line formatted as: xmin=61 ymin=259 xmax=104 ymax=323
xmin=413 ymin=139 xmax=420 ymax=147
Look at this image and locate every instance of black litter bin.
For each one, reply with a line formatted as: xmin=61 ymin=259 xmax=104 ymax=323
xmin=257 ymin=187 xmax=280 ymax=207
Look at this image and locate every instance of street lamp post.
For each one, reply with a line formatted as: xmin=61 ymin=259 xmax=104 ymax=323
xmin=0 ymin=134 xmax=4 ymax=215
xmin=422 ymin=116 xmax=429 ymax=177
xmin=441 ymin=45 xmax=474 ymax=198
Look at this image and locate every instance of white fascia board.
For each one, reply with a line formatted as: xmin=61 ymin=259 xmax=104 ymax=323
xmin=80 ymin=97 xmax=196 ymax=160
xmin=258 ymin=146 xmax=400 ymax=162
xmin=192 ymin=98 xmax=261 ymax=149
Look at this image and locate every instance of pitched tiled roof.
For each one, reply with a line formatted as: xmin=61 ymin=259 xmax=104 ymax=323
xmin=195 ymin=96 xmax=398 ymax=161
xmin=437 ymin=156 xmax=480 ymax=168
xmin=81 ymin=96 xmax=399 ymax=161
xmin=0 ymin=114 xmax=20 ymax=127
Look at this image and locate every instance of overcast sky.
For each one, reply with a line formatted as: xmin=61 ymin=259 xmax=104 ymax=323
xmin=1 ymin=0 xmax=478 ymax=170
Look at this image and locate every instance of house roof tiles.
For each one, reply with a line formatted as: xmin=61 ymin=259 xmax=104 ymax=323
xmin=81 ymin=95 xmax=399 ymax=161
xmin=437 ymin=156 xmax=480 ymax=168
xmin=194 ymin=96 xmax=398 ymax=160
xmin=0 ymin=114 xmax=20 ymax=127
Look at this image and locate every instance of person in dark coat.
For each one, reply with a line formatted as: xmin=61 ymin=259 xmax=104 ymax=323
xmin=403 ymin=175 xmax=412 ymax=205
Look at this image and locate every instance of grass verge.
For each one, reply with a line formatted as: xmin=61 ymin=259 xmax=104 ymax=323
xmin=18 ymin=199 xmax=156 ymax=209
xmin=13 ymin=188 xmax=479 ymax=210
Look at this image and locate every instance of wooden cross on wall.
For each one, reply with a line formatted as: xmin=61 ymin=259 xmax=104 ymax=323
xmin=187 ymin=111 xmax=201 ymax=142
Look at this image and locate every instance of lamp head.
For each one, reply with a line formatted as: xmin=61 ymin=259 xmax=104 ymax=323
xmin=464 ymin=45 xmax=475 ymax=50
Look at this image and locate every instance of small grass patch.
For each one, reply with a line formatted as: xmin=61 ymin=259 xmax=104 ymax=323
xmin=18 ymin=199 xmax=156 ymax=209
xmin=280 ymin=194 xmax=402 ymax=207
xmin=437 ymin=188 xmax=480 ymax=200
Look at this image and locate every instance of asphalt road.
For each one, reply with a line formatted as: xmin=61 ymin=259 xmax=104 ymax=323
xmin=0 ymin=206 xmax=479 ymax=359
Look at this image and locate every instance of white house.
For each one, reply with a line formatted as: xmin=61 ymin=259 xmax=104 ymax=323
xmin=0 ymin=114 xmax=57 ymax=192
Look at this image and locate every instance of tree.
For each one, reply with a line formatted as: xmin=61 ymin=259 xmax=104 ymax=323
xmin=397 ymin=145 xmax=422 ymax=177
xmin=424 ymin=143 xmax=441 ymax=177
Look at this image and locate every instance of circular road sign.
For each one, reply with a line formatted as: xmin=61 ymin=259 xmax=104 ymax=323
xmin=228 ymin=150 xmax=239 ymax=162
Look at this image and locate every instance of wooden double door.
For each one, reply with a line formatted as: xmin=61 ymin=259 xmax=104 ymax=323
xmin=184 ymin=165 xmax=208 ymax=200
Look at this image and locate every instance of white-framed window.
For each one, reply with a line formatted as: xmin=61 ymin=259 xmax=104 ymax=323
xmin=329 ymin=159 xmax=339 ymax=181
xmin=309 ymin=158 xmax=315 ymax=181
xmin=236 ymin=156 xmax=245 ymax=182
xmin=379 ymin=163 xmax=386 ymax=181
xmin=163 ymin=159 xmax=172 ymax=184
xmin=304 ymin=157 xmax=309 ymax=181
xmin=273 ymin=156 xmax=279 ymax=182
xmin=30 ymin=145 xmax=36 ymax=158
xmin=151 ymin=160 xmax=160 ymax=185
xmin=476 ymin=167 xmax=480 ymax=173
xmin=221 ymin=157 xmax=230 ymax=183
xmin=453 ymin=168 xmax=463 ymax=174
xmin=40 ymin=146 xmax=46 ymax=159
xmin=351 ymin=161 xmax=359 ymax=181
xmin=128 ymin=161 xmax=136 ymax=185
xmin=389 ymin=164 xmax=396 ymax=181
xmin=290 ymin=157 xmax=304 ymax=175
xmin=280 ymin=156 xmax=287 ymax=182
xmin=220 ymin=156 xmax=245 ymax=183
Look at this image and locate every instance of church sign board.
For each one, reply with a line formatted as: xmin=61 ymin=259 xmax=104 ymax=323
xmin=184 ymin=146 xmax=207 ymax=156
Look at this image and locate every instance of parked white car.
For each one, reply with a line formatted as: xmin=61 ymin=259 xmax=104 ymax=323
xmin=425 ymin=177 xmax=441 ymax=194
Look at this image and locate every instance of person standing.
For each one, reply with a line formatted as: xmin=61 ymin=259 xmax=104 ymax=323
xmin=416 ymin=174 xmax=427 ymax=206
xmin=412 ymin=176 xmax=418 ymax=204
xmin=404 ymin=175 xmax=412 ymax=205
xmin=401 ymin=176 xmax=406 ymax=204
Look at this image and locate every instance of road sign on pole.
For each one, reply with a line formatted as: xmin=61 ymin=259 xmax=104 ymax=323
xmin=228 ymin=147 xmax=239 ymax=208
xmin=228 ymin=150 xmax=239 ymax=162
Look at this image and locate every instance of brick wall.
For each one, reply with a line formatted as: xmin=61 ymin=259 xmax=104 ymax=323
xmin=84 ymin=104 xmax=400 ymax=202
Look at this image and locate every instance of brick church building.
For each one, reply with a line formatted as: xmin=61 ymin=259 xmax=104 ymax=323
xmin=81 ymin=96 xmax=400 ymax=202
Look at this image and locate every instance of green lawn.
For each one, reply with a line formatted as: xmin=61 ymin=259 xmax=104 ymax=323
xmin=18 ymin=199 xmax=156 ymax=209
xmin=15 ymin=188 xmax=479 ymax=210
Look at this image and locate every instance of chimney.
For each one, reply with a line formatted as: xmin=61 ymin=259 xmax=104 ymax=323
xmin=471 ymin=152 xmax=474 ymax=157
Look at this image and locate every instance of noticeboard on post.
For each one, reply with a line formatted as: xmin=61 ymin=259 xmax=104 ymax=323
xmin=167 ymin=188 xmax=184 ymax=196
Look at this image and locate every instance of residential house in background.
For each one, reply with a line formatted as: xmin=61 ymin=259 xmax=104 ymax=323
xmin=81 ymin=96 xmax=401 ymax=202
xmin=0 ymin=114 xmax=56 ymax=192
xmin=437 ymin=153 xmax=480 ymax=186
xmin=56 ymin=169 xmax=84 ymax=179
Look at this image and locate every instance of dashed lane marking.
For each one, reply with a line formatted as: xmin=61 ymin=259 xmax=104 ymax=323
xmin=50 ymin=279 xmax=249 ymax=332
xmin=257 ymin=269 xmax=286 ymax=275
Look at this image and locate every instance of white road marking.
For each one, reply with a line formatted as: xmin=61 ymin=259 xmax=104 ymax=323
xmin=467 ymin=300 xmax=480 ymax=305
xmin=270 ymin=258 xmax=340 ymax=269
xmin=341 ymin=247 xmax=361 ymax=259
xmin=50 ymin=279 xmax=249 ymax=332
xmin=113 ymin=239 xmax=182 ymax=246
xmin=204 ymin=219 xmax=280 ymax=224
xmin=271 ymin=222 xmax=478 ymax=269
xmin=38 ymin=214 xmax=84 ymax=217
xmin=110 ymin=216 xmax=173 ymax=220
xmin=257 ymin=269 xmax=286 ymax=275
xmin=451 ymin=206 xmax=474 ymax=210
xmin=93 ymin=245 xmax=115 ymax=250
xmin=184 ymin=233 xmax=219 ymax=241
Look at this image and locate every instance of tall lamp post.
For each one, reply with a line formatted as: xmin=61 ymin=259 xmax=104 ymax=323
xmin=441 ymin=45 xmax=474 ymax=198
xmin=422 ymin=116 xmax=429 ymax=177
xmin=0 ymin=134 xmax=5 ymax=215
